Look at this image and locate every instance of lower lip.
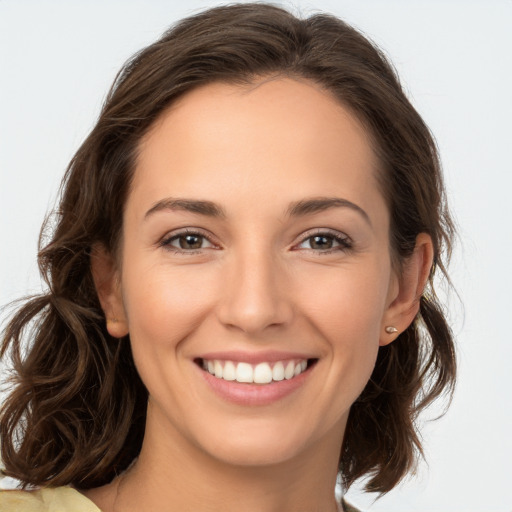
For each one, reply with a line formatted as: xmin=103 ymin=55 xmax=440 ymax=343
xmin=197 ymin=364 xmax=313 ymax=406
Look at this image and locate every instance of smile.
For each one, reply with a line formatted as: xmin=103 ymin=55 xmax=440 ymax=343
xmin=199 ymin=358 xmax=313 ymax=384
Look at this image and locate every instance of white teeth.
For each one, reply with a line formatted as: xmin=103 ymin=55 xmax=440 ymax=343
xmin=284 ymin=361 xmax=295 ymax=380
xmin=253 ymin=363 xmax=273 ymax=384
xmin=223 ymin=361 xmax=236 ymax=381
xmin=214 ymin=360 xmax=223 ymax=379
xmin=203 ymin=358 xmax=310 ymax=384
xmin=236 ymin=362 xmax=253 ymax=383
xmin=272 ymin=361 xmax=285 ymax=381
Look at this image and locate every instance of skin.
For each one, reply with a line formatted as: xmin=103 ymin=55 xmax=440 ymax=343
xmin=87 ymin=77 xmax=433 ymax=512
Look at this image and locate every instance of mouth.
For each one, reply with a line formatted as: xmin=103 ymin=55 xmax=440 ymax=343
xmin=195 ymin=357 xmax=318 ymax=385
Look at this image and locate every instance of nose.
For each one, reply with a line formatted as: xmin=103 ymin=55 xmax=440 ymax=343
xmin=216 ymin=248 xmax=294 ymax=336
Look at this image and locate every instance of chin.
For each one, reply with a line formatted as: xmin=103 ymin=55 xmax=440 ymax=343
xmin=186 ymin=412 xmax=343 ymax=470
xmin=205 ymin=441 xmax=308 ymax=469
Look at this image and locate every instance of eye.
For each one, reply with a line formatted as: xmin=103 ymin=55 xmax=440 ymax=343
xmin=160 ymin=230 xmax=216 ymax=253
xmin=295 ymin=230 xmax=352 ymax=253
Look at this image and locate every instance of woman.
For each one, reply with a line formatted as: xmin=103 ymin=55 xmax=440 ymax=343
xmin=0 ymin=3 xmax=456 ymax=511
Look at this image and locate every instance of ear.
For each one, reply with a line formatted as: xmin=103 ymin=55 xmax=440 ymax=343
xmin=380 ymin=233 xmax=434 ymax=346
xmin=90 ymin=243 xmax=129 ymax=338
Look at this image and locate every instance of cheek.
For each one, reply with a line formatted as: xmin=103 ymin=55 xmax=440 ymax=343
xmin=299 ymin=261 xmax=389 ymax=338
xmin=119 ymin=263 xmax=220 ymax=422
xmin=296 ymin=261 xmax=390 ymax=391
xmin=121 ymin=262 xmax=217 ymax=351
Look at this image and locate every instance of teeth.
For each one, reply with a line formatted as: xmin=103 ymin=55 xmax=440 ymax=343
xmin=284 ymin=361 xmax=295 ymax=380
xmin=272 ymin=362 xmax=285 ymax=381
xmin=203 ymin=358 xmax=309 ymax=384
xmin=236 ymin=362 xmax=253 ymax=383
xmin=223 ymin=361 xmax=236 ymax=381
xmin=254 ymin=363 xmax=273 ymax=384
xmin=214 ymin=360 xmax=223 ymax=379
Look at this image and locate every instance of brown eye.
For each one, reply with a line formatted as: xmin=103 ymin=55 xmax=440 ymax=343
xmin=296 ymin=231 xmax=352 ymax=253
xmin=178 ymin=234 xmax=204 ymax=249
xmin=308 ymin=235 xmax=334 ymax=250
xmin=161 ymin=231 xmax=215 ymax=252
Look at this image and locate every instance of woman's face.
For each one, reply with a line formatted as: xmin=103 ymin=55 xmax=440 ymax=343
xmin=103 ymin=77 xmax=401 ymax=467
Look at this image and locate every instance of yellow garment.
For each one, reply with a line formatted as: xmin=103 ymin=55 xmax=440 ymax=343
xmin=0 ymin=486 xmax=360 ymax=512
xmin=0 ymin=487 xmax=101 ymax=512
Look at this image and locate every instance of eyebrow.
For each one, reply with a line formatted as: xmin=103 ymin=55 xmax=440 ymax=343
xmin=286 ymin=197 xmax=372 ymax=226
xmin=145 ymin=198 xmax=227 ymax=219
xmin=144 ymin=196 xmax=371 ymax=226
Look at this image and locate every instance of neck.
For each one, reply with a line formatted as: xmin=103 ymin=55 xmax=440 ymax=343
xmin=111 ymin=403 xmax=344 ymax=512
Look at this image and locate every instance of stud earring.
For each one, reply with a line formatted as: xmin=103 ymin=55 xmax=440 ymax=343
xmin=385 ymin=326 xmax=398 ymax=334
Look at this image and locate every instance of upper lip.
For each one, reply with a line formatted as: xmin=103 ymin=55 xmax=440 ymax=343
xmin=196 ymin=350 xmax=317 ymax=364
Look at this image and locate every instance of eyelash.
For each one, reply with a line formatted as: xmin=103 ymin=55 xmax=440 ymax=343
xmin=159 ymin=228 xmax=352 ymax=255
xmin=295 ymin=229 xmax=353 ymax=254
xmin=159 ymin=228 xmax=215 ymax=255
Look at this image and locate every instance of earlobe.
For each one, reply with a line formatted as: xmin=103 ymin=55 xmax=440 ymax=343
xmin=90 ymin=243 xmax=129 ymax=338
xmin=380 ymin=233 xmax=434 ymax=346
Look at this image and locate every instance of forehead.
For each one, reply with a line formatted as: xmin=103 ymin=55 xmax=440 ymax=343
xmin=131 ymin=77 xmax=385 ymax=223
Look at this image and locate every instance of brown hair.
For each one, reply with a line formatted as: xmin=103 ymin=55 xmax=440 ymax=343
xmin=0 ymin=2 xmax=456 ymax=494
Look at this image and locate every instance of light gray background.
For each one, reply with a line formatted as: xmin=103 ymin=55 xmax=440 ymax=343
xmin=1 ymin=1 xmax=511 ymax=510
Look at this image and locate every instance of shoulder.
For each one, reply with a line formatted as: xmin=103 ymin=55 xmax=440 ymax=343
xmin=0 ymin=486 xmax=101 ymax=512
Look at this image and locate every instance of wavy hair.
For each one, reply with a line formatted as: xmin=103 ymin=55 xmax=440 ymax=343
xmin=1 ymin=2 xmax=456 ymax=494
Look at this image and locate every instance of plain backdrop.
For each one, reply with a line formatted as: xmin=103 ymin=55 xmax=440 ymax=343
xmin=1 ymin=1 xmax=511 ymax=511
